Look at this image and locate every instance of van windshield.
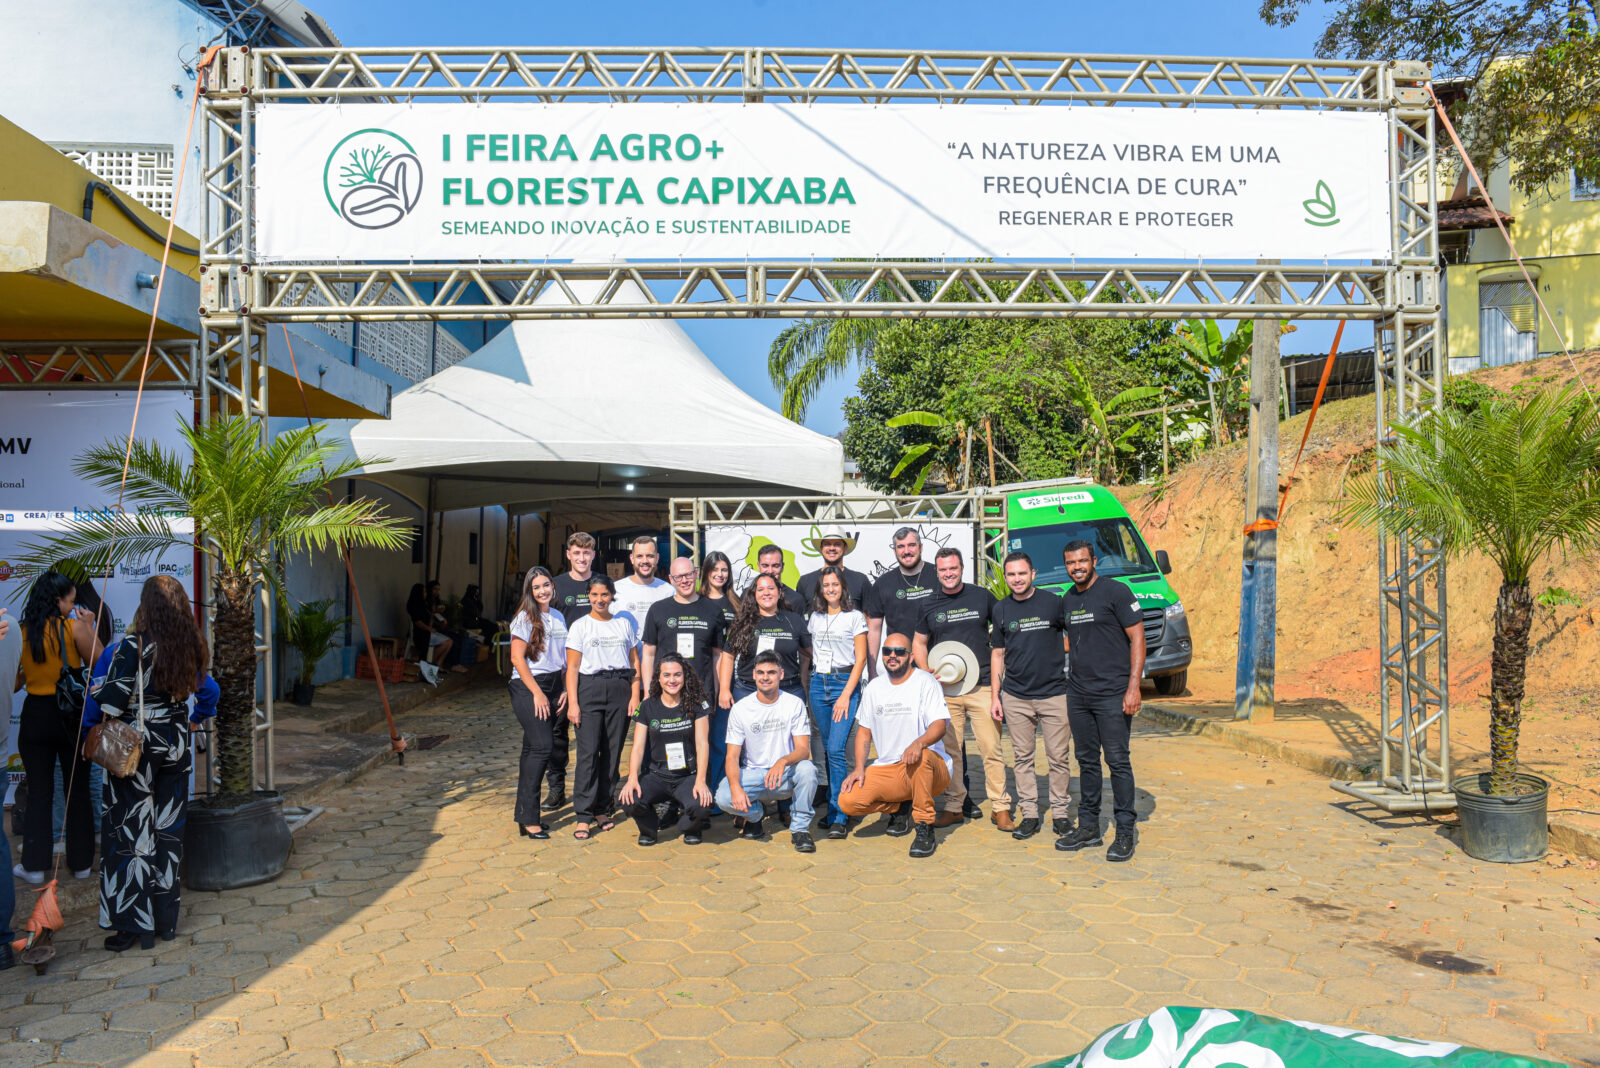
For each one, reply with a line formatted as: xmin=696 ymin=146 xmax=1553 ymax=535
xmin=1007 ymin=518 xmax=1158 ymax=586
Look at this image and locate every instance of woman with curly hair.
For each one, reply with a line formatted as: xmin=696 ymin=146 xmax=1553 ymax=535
xmin=85 ymin=574 xmax=217 ymax=951
xmin=715 ymin=573 xmax=811 ymax=792
xmin=618 ymin=653 xmax=715 ymax=846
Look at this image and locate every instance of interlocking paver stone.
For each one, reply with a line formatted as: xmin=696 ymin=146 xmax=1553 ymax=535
xmin=3 ymin=682 xmax=1596 ymax=1068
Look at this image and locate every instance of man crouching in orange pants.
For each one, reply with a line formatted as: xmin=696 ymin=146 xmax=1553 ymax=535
xmin=838 ymin=633 xmax=953 ymax=858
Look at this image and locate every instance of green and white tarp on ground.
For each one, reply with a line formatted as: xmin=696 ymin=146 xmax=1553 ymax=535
xmin=1038 ymin=1008 xmax=1567 ymax=1068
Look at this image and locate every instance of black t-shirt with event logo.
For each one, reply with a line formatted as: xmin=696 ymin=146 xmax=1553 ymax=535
xmin=989 ymin=589 xmax=1068 ymax=699
xmin=1062 ymin=577 xmax=1144 ymax=701
xmin=631 ymin=695 xmax=710 ymax=777
xmin=732 ymin=610 xmax=811 ymax=689
xmin=916 ymin=584 xmax=997 ymax=687
xmin=642 ymin=596 xmax=727 ymax=693
xmin=552 ymin=573 xmax=595 ymax=626
xmin=704 ymin=594 xmax=738 ymax=630
xmin=864 ymin=563 xmax=939 ymax=643
xmin=796 ymin=566 xmax=872 ymax=613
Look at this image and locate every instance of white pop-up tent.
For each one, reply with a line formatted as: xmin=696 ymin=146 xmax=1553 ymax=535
xmin=324 ymin=282 xmax=844 ymax=513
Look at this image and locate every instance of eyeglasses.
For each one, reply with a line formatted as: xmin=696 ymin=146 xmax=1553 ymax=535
xmin=882 ymin=646 xmax=909 ymax=657
xmin=671 ymin=573 xmax=695 ymax=583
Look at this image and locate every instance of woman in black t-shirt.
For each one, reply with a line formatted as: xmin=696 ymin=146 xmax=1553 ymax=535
xmin=719 ymin=573 xmax=811 ymax=703
xmin=697 ymin=551 xmax=741 ymax=627
xmin=618 ymin=653 xmax=715 ymax=845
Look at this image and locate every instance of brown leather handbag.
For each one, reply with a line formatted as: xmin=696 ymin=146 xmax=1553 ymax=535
xmin=83 ymin=642 xmax=145 ymax=778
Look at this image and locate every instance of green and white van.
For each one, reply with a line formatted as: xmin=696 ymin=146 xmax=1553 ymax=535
xmin=1001 ymin=480 xmax=1192 ymax=695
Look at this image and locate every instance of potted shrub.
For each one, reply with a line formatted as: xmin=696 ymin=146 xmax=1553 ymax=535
xmin=282 ymin=598 xmax=349 ymax=706
xmin=1341 ymin=385 xmax=1600 ymax=862
xmin=20 ymin=416 xmax=409 ymax=888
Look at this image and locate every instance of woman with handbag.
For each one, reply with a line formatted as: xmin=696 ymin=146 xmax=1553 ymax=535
xmin=12 ymin=570 xmax=102 ymax=884
xmin=84 ymin=574 xmax=218 ymax=952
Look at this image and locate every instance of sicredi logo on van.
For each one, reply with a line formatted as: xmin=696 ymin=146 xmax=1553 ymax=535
xmin=1017 ymin=491 xmax=1094 ymax=510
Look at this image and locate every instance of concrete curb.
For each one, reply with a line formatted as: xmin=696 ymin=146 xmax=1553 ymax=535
xmin=1142 ymin=703 xmax=1600 ymax=862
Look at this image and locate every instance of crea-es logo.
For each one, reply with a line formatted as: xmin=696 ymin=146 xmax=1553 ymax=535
xmin=324 ymin=128 xmax=422 ymax=230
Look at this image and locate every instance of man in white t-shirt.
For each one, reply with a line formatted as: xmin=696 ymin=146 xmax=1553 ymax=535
xmin=839 ymin=632 xmax=952 ymax=859
xmin=611 ymin=536 xmax=673 ymax=655
xmin=714 ymin=652 xmax=820 ymax=853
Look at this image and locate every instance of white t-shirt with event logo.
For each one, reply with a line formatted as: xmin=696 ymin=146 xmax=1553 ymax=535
xmin=856 ymin=668 xmax=953 ymax=774
xmin=806 ymin=609 xmax=867 ymax=674
xmin=509 ymin=610 xmax=568 ymax=676
xmin=725 ymin=689 xmax=810 ymax=769
xmin=565 ymin=614 xmax=639 ymax=674
xmin=610 ymin=576 xmax=673 ymax=647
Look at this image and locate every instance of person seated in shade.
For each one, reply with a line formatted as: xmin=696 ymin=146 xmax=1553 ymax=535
xmin=714 ymin=651 xmax=819 ymax=853
xmin=619 ymin=653 xmax=715 ymax=846
xmin=838 ymin=632 xmax=953 ymax=859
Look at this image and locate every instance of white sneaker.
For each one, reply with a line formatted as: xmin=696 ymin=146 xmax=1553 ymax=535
xmin=73 ymin=868 xmax=94 ymax=879
xmin=12 ymin=863 xmax=43 ymax=885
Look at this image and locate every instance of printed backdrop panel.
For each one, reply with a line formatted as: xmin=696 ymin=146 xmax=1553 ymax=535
xmin=257 ymin=102 xmax=1392 ymax=262
xmin=703 ymin=521 xmax=975 ymax=597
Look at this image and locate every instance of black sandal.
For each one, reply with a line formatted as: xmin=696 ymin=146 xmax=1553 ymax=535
xmin=573 ymin=824 xmax=592 ymax=840
xmin=518 ymin=823 xmax=550 ymax=840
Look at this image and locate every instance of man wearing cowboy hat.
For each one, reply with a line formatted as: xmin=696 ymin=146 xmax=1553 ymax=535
xmin=913 ymin=547 xmax=1011 ymax=831
xmin=796 ymin=529 xmax=871 ymax=610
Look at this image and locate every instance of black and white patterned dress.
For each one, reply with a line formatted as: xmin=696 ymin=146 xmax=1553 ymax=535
xmin=88 ymin=638 xmax=218 ymax=938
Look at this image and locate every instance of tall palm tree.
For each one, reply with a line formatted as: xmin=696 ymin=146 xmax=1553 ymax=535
xmin=1339 ymin=386 xmax=1600 ymax=795
xmin=18 ymin=416 xmax=411 ymax=798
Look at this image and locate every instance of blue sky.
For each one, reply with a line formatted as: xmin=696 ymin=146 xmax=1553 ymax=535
xmin=310 ymin=0 xmax=1357 ymax=434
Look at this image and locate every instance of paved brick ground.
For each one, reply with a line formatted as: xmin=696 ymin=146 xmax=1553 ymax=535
xmin=3 ymin=682 xmax=1596 ymax=1068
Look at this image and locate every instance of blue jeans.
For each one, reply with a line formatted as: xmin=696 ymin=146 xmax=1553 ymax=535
xmin=808 ymin=670 xmax=860 ymax=827
xmin=714 ymin=762 xmax=818 ymax=833
xmin=0 ymin=818 xmax=13 ymax=945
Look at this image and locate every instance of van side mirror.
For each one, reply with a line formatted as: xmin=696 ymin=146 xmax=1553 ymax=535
xmin=1155 ymin=550 xmax=1172 ymax=574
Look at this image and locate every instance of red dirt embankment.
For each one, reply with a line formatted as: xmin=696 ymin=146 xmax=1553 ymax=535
xmin=1115 ymin=352 xmax=1600 ymax=836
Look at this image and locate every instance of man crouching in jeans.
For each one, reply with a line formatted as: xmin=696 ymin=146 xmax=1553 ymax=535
xmin=838 ymin=633 xmax=953 ymax=859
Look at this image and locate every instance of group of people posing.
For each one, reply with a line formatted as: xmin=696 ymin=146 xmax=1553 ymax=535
xmin=504 ymin=526 xmax=1146 ymax=863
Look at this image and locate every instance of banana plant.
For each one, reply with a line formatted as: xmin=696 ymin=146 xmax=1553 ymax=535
xmin=885 ymin=410 xmax=964 ymax=493
xmin=1060 ymin=358 xmax=1163 ymax=482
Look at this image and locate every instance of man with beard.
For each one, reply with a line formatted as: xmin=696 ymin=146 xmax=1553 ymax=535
xmin=546 ymin=531 xmax=598 ymax=809
xmin=864 ymin=527 xmax=937 ymax=676
xmin=838 ymin=632 xmax=952 ymax=859
xmin=611 ymin=536 xmax=674 ymax=655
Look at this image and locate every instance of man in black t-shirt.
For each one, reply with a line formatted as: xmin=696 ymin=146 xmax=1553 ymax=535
xmin=1054 ymin=540 xmax=1147 ymax=863
xmin=795 ymin=529 xmax=871 ymax=610
xmin=865 ymin=526 xmax=938 ymax=675
xmin=988 ymin=551 xmax=1073 ymax=842
xmin=546 ymin=531 xmax=597 ymax=806
xmin=642 ymin=557 xmax=728 ymax=700
xmin=913 ymin=547 xmax=1010 ymax=830
xmin=755 ymin=543 xmax=808 ymax=615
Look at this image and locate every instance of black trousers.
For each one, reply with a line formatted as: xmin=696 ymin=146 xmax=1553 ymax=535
xmin=547 ymin=712 xmax=572 ymax=795
xmin=1068 ymin=696 xmax=1138 ymax=835
xmin=573 ymin=673 xmax=632 ymax=822
xmin=508 ymin=672 xmax=563 ymax=825
xmin=628 ymin=771 xmax=713 ymax=836
xmin=18 ymin=692 xmax=95 ymax=873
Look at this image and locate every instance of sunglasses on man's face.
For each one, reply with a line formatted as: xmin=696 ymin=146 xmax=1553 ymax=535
xmin=882 ymin=646 xmax=909 ymax=657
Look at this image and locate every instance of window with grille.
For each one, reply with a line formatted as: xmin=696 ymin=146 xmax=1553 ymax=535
xmin=53 ymin=143 xmax=175 ymax=218
xmin=1479 ymin=280 xmax=1537 ymax=367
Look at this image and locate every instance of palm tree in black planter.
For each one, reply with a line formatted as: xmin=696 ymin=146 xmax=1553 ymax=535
xmin=282 ymin=598 xmax=350 ymax=706
xmin=1340 ymin=384 xmax=1600 ymax=861
xmin=19 ymin=415 xmax=410 ymax=888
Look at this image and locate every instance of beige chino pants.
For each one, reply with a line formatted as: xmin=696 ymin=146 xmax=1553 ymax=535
xmin=1001 ymin=693 xmax=1072 ymax=821
xmin=939 ymin=686 xmax=1011 ymax=813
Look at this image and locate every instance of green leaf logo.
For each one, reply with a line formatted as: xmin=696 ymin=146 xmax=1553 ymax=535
xmin=1303 ymin=180 xmax=1340 ymax=227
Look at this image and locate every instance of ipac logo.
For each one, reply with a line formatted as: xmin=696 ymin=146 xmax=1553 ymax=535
xmin=158 ymin=561 xmax=195 ymax=578
xmin=324 ymin=128 xmax=422 ymax=230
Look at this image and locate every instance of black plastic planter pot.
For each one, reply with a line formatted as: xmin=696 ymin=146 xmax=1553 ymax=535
xmin=1452 ymin=772 xmax=1549 ymax=863
xmin=291 ymin=682 xmax=315 ymax=706
xmin=185 ymin=792 xmax=293 ymax=890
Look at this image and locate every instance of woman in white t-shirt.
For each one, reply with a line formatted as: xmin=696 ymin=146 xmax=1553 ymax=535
xmin=805 ymin=566 xmax=869 ymax=838
xmin=508 ymin=567 xmax=567 ymax=842
xmin=563 ymin=574 xmax=641 ymax=840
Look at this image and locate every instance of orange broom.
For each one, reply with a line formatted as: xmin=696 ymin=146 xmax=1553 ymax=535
xmin=11 ymin=878 xmax=64 ymax=974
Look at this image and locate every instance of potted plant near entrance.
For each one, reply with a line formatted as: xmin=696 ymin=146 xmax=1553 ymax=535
xmin=282 ymin=598 xmax=350 ymax=706
xmin=18 ymin=416 xmax=410 ymax=889
xmin=1341 ymin=385 xmax=1600 ymax=862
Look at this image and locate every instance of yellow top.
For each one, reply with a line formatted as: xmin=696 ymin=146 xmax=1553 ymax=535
xmin=19 ymin=619 xmax=83 ymax=696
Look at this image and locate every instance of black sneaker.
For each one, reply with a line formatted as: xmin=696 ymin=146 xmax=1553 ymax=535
xmin=682 ymin=825 xmax=704 ymax=845
xmin=962 ymin=798 xmax=983 ymax=821
xmin=637 ymin=833 xmax=657 ymax=847
xmin=1011 ymin=816 xmax=1041 ymax=840
xmin=826 ymin=821 xmax=849 ymax=840
xmin=885 ymin=801 xmax=913 ymax=837
xmin=909 ymin=823 xmax=937 ymax=858
xmin=1052 ymin=817 xmax=1073 ymax=836
xmin=740 ymin=817 xmax=766 ymax=840
xmin=544 ymin=787 xmax=567 ymax=809
xmin=1055 ymin=826 xmax=1104 ymax=852
xmin=791 ymin=831 xmax=816 ymax=854
xmin=1106 ymin=833 xmax=1137 ymax=862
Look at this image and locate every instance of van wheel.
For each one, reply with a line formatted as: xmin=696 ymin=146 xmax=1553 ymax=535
xmin=1153 ymin=671 xmax=1187 ymax=696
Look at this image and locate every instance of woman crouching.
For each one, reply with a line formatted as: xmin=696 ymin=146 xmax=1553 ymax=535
xmin=618 ymin=653 xmax=714 ymax=846
xmin=86 ymin=574 xmax=217 ymax=951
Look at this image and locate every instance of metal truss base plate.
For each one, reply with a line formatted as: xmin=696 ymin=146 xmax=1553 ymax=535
xmin=1331 ymin=779 xmax=1457 ymax=814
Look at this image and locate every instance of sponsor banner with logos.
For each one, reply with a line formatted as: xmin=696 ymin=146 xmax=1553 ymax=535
xmin=703 ymin=521 xmax=975 ymax=596
xmin=1 ymin=391 xmax=195 ymax=795
xmin=256 ymin=102 xmax=1391 ymax=262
